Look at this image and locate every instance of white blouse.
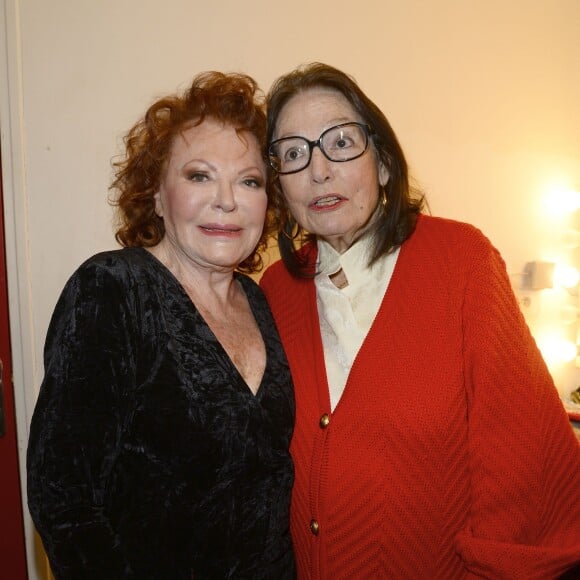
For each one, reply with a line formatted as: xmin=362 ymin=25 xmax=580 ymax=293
xmin=315 ymin=236 xmax=400 ymax=410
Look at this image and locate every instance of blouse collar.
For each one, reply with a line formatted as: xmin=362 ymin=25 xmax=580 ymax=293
xmin=316 ymin=232 xmax=373 ymax=281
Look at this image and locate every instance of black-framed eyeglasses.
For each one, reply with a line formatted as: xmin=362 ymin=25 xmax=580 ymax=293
xmin=268 ymin=122 xmax=373 ymax=175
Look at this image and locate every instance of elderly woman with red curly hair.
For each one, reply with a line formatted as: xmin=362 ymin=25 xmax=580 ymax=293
xmin=27 ymin=72 xmax=296 ymax=579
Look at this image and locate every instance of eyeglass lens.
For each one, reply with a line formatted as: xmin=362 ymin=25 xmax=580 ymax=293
xmin=269 ymin=123 xmax=369 ymax=174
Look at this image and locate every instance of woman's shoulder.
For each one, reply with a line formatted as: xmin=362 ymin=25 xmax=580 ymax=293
xmin=51 ymin=248 xmax=168 ymax=328
xmin=78 ymin=246 xmax=149 ymax=268
xmin=64 ymin=247 xmax=162 ymax=295
xmin=415 ymin=214 xmax=488 ymax=241
xmin=261 ymin=259 xmax=286 ymax=284
xmin=403 ymin=215 xmax=504 ymax=280
xmin=411 ymin=214 xmax=495 ymax=255
xmin=407 ymin=215 xmax=506 ymax=287
xmin=73 ymin=247 xmax=158 ymax=278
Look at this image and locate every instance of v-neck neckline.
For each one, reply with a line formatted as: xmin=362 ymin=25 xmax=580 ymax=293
xmin=135 ymin=247 xmax=269 ymax=398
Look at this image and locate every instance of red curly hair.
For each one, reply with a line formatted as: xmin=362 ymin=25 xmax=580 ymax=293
xmin=110 ymin=71 xmax=270 ymax=274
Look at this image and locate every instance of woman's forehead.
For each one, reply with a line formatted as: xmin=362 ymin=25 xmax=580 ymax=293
xmin=275 ymin=88 xmax=360 ymax=136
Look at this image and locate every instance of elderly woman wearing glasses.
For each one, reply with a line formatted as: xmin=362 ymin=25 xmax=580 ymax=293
xmin=261 ymin=62 xmax=580 ymax=579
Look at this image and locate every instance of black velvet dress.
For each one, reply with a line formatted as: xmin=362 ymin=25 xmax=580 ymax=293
xmin=27 ymin=248 xmax=296 ymax=580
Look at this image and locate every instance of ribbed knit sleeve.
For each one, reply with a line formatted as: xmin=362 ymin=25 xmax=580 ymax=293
xmin=456 ymin=229 xmax=580 ymax=578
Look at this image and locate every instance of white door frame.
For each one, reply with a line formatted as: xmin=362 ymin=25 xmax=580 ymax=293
xmin=1 ymin=1 xmax=41 ymax=578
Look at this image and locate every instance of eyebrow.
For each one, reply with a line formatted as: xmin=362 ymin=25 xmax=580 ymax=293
xmin=178 ymin=159 xmax=265 ymax=176
xmin=236 ymin=165 xmax=266 ymax=176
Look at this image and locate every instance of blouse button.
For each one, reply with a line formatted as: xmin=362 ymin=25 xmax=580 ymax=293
xmin=319 ymin=414 xmax=330 ymax=429
xmin=310 ymin=519 xmax=320 ymax=535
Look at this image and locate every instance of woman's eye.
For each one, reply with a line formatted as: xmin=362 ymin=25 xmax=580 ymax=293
xmin=284 ymin=147 xmax=304 ymax=162
xmin=188 ymin=172 xmax=208 ymax=182
xmin=334 ymin=137 xmax=352 ymax=149
xmin=243 ymin=177 xmax=263 ymax=188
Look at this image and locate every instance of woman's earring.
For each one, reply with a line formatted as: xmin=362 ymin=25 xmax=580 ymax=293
xmin=380 ymin=187 xmax=388 ymax=209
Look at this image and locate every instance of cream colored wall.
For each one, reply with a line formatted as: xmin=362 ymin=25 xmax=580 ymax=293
xmin=1 ymin=0 xmax=579 ymax=577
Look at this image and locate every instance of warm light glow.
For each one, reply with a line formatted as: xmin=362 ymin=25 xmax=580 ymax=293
xmin=542 ymin=186 xmax=580 ymax=218
xmin=553 ymin=264 xmax=580 ymax=288
xmin=537 ymin=335 xmax=578 ymax=365
xmin=559 ymin=189 xmax=580 ymax=212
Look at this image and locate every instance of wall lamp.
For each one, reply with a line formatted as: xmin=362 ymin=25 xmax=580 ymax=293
xmin=524 ymin=261 xmax=580 ymax=291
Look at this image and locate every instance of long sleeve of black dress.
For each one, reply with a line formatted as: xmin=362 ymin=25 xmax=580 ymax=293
xmin=27 ymin=252 xmax=138 ymax=578
xmin=27 ymin=248 xmax=296 ymax=580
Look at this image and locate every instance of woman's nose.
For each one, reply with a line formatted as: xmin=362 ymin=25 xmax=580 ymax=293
xmin=309 ymin=146 xmax=332 ymax=183
xmin=213 ymin=182 xmax=237 ymax=212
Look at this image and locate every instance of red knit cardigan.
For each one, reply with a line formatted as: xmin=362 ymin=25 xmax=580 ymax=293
xmin=261 ymin=215 xmax=580 ymax=579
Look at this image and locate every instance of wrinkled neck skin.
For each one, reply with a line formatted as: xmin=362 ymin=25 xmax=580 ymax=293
xmin=314 ymin=200 xmax=382 ymax=255
xmin=147 ymin=238 xmax=241 ymax=314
